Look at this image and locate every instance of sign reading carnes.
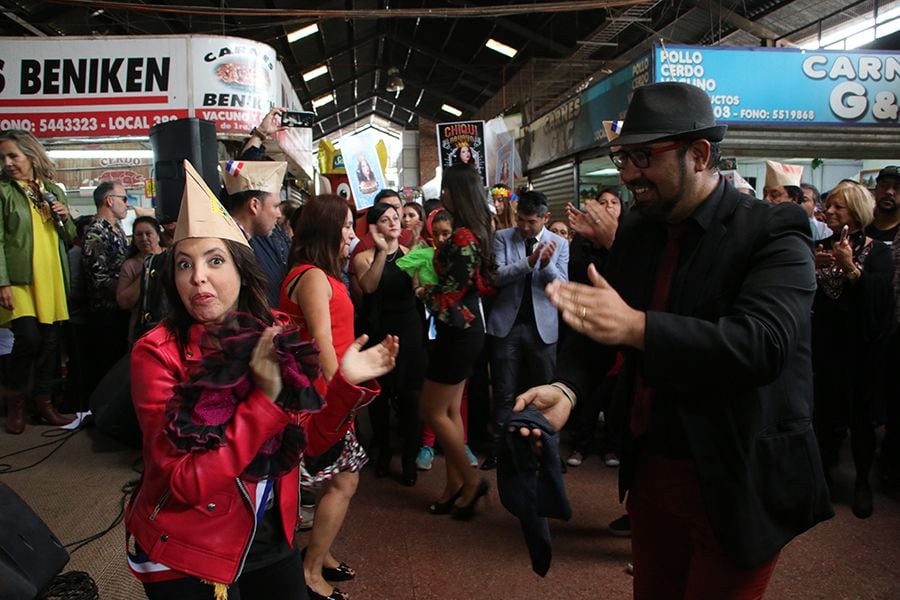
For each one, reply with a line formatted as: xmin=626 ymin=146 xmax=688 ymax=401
xmin=0 ymin=35 xmax=290 ymax=138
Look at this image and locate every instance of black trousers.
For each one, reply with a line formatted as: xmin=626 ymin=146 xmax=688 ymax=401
xmin=488 ymin=321 xmax=556 ymax=443
xmin=142 ymin=547 xmax=307 ymax=600
xmin=5 ymin=317 xmax=60 ymax=396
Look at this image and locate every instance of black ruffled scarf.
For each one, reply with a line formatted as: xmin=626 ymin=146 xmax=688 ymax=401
xmin=164 ymin=313 xmax=324 ymax=481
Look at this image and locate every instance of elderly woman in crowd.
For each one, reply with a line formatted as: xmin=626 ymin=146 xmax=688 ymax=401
xmin=126 ymin=166 xmax=396 ymax=599
xmin=117 ymin=216 xmax=164 ymax=344
xmin=812 ymin=181 xmax=894 ymax=520
xmin=0 ymin=129 xmax=75 ymax=434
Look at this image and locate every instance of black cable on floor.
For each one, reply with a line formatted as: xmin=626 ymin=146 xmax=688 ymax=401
xmin=37 ymin=570 xmax=100 ymax=600
xmin=64 ymin=478 xmax=139 ymax=555
xmin=0 ymin=425 xmax=84 ymax=474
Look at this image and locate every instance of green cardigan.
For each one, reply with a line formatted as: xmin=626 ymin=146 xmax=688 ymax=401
xmin=0 ymin=178 xmax=76 ymax=293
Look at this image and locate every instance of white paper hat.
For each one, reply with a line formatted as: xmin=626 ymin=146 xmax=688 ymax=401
xmin=220 ymin=160 xmax=287 ymax=196
xmin=174 ymin=160 xmax=250 ymax=247
xmin=765 ymin=160 xmax=803 ymax=188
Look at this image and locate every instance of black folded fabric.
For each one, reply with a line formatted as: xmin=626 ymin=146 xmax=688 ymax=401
xmin=497 ymin=405 xmax=572 ymax=576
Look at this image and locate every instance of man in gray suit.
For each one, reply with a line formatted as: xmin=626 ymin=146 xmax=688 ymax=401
xmin=481 ymin=190 xmax=569 ymax=469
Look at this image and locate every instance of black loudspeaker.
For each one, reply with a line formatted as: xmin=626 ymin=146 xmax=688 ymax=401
xmin=0 ymin=483 xmax=69 ymax=600
xmin=89 ymin=354 xmax=142 ymax=450
xmin=149 ymin=118 xmax=220 ymax=223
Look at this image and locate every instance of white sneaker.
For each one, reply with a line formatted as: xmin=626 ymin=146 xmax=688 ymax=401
xmin=566 ymin=451 xmax=584 ymax=467
xmin=603 ymin=453 xmax=620 ymax=467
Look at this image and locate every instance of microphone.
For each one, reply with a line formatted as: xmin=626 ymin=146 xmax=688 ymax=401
xmin=42 ymin=192 xmax=65 ymax=229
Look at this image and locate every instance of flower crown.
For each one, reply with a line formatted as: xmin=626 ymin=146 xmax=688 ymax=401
xmin=490 ymin=186 xmax=510 ymax=198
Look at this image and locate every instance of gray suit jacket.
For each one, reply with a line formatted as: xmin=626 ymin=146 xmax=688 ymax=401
xmin=486 ymin=227 xmax=569 ymax=343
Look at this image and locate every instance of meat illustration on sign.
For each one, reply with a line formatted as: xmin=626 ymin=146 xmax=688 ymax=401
xmin=214 ymin=60 xmax=271 ymax=90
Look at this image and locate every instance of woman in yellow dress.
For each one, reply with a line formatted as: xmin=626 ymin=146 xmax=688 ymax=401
xmin=1 ymin=129 xmax=76 ymax=434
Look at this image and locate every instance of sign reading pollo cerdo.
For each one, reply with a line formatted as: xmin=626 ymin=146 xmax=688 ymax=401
xmin=654 ymin=44 xmax=899 ymax=127
xmin=0 ymin=35 xmax=283 ymax=138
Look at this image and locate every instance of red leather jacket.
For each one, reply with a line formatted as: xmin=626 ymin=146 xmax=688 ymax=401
xmin=125 ymin=320 xmax=377 ymax=584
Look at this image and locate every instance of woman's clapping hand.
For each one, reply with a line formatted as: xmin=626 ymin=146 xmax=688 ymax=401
xmin=340 ymin=334 xmax=399 ymax=385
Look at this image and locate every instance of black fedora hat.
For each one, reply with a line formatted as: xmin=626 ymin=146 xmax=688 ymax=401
xmin=603 ymin=82 xmax=727 ymax=148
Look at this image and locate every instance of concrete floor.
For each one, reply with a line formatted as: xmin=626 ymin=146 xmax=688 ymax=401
xmin=2 ymin=422 xmax=899 ymax=599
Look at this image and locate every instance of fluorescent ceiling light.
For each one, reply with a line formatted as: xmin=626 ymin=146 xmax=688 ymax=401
xmin=486 ymin=38 xmax=518 ymax=58
xmin=584 ymin=168 xmax=620 ymax=177
xmin=312 ymin=93 xmax=334 ymax=108
xmin=287 ymin=23 xmax=318 ymax=43
xmin=441 ymin=104 xmax=462 ymax=117
xmin=302 ymin=65 xmax=328 ymax=82
xmin=48 ymin=150 xmax=154 ymax=159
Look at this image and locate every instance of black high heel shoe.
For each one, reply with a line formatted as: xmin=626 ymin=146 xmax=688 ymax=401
xmin=450 ymin=479 xmax=489 ymax=521
xmin=428 ymin=487 xmax=464 ymax=515
xmin=306 ymin=585 xmax=348 ymax=600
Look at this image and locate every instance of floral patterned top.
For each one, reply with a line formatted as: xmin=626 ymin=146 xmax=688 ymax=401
xmin=82 ymin=217 xmax=128 ymax=311
xmin=423 ymin=227 xmax=491 ymax=329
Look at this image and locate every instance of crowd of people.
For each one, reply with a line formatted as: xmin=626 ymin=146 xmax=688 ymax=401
xmin=1 ymin=82 xmax=898 ymax=599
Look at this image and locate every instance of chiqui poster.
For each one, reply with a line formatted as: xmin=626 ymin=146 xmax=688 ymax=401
xmin=436 ymin=120 xmax=487 ymax=187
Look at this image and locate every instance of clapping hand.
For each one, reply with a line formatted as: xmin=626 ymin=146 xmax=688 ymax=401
xmin=546 ymin=264 xmax=645 ymax=349
xmin=340 ymin=334 xmax=399 ymax=385
xmin=370 ymin=224 xmax=389 ymax=253
xmin=250 ymin=327 xmax=284 ymax=401
xmin=538 ymin=239 xmax=557 ymax=268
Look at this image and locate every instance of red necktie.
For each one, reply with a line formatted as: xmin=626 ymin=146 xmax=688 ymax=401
xmin=630 ymin=224 xmax=688 ymax=436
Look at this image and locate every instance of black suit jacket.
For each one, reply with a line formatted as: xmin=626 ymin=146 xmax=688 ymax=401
xmin=557 ymin=180 xmax=833 ymax=567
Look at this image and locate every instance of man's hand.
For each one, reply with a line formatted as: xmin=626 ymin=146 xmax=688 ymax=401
xmin=546 ymin=264 xmax=646 ymax=349
xmin=513 ymin=384 xmax=573 ymax=439
xmin=539 ymin=240 xmax=557 ymax=268
xmin=257 ymin=106 xmax=288 ymax=137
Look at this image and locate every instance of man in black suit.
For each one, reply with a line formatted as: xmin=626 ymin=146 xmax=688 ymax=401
xmin=516 ymin=82 xmax=833 ymax=599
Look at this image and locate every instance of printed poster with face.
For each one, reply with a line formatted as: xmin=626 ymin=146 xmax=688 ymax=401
xmin=437 ymin=120 xmax=487 ymax=187
xmin=339 ymin=131 xmax=386 ymax=211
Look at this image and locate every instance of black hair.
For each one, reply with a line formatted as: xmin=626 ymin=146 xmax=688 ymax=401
xmin=440 ymin=164 xmax=496 ymax=279
xmin=366 ymin=201 xmax=399 ymax=225
xmin=785 ymin=185 xmax=803 ymax=203
xmin=403 ymin=201 xmax=425 ymax=222
xmin=126 ymin=216 xmax=162 ymax=258
xmin=163 ymin=239 xmax=273 ymax=356
xmin=93 ymin=180 xmax=120 ymax=208
xmin=422 ymin=198 xmax=442 ymax=215
xmin=374 ymin=189 xmax=401 ymax=205
xmin=516 ymin=190 xmax=549 ymax=217
xmin=597 ymin=187 xmax=621 ymax=201
xmin=223 ymin=189 xmax=264 ymax=213
xmin=800 ymin=183 xmax=820 ymax=204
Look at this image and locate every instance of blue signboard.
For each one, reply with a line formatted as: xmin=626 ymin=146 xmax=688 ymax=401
xmin=654 ymin=44 xmax=899 ymax=127
xmin=525 ymin=54 xmax=650 ymax=169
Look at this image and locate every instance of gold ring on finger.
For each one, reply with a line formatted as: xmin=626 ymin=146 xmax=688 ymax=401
xmin=580 ymin=306 xmax=586 ymax=319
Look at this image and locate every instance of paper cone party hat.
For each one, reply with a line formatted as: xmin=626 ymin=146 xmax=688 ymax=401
xmin=220 ymin=160 xmax=287 ymax=195
xmin=173 ymin=160 xmax=250 ymax=247
xmin=602 ymin=120 xmax=625 ymax=142
xmin=765 ymin=160 xmax=803 ymax=188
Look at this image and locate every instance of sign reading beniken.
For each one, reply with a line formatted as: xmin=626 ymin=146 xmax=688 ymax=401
xmin=654 ymin=45 xmax=899 ymax=127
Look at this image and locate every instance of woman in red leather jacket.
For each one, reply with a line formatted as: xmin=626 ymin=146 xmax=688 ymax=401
xmin=124 ymin=164 xmax=398 ymax=600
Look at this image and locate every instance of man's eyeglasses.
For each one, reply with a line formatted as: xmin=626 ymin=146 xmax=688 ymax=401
xmin=106 ymin=194 xmax=128 ymax=201
xmin=610 ymin=142 xmax=685 ymax=170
